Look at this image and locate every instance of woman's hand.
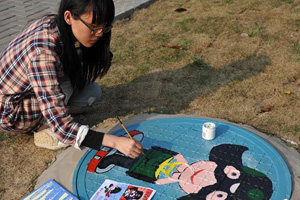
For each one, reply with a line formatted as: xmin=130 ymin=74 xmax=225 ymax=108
xmin=102 ymin=134 xmax=143 ymax=158
xmin=115 ymin=136 xmax=143 ymax=158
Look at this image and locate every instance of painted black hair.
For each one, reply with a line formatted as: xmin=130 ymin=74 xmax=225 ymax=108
xmin=57 ymin=0 xmax=115 ymax=90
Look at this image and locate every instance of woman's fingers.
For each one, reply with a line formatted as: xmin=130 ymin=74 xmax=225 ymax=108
xmin=127 ymin=140 xmax=143 ymax=158
xmin=135 ymin=141 xmax=143 ymax=151
xmin=115 ymin=136 xmax=144 ymax=159
xmin=128 ymin=150 xmax=140 ymax=159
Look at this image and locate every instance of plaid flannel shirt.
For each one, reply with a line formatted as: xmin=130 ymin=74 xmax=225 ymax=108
xmin=0 ymin=14 xmax=82 ymax=144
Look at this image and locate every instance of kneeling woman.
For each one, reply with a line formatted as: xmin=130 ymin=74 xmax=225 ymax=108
xmin=0 ymin=0 xmax=143 ymax=158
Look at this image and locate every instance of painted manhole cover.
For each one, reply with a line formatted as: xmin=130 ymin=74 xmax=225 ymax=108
xmin=73 ymin=117 xmax=291 ymax=200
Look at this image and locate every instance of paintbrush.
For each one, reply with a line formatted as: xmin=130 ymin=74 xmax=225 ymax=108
xmin=116 ymin=116 xmax=145 ymax=156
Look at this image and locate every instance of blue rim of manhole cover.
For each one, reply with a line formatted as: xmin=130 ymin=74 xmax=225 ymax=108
xmin=73 ymin=117 xmax=292 ymax=200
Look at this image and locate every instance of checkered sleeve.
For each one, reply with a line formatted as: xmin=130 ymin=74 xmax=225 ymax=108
xmin=27 ymin=47 xmax=80 ymax=144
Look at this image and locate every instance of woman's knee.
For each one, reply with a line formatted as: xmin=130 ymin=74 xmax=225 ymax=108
xmin=68 ymin=83 xmax=102 ymax=107
xmin=85 ymin=83 xmax=102 ymax=106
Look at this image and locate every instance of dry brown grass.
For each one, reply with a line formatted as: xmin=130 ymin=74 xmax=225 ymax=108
xmin=97 ymin=0 xmax=300 ymax=143
xmin=1 ymin=0 xmax=300 ymax=199
xmin=0 ymin=134 xmax=56 ymax=199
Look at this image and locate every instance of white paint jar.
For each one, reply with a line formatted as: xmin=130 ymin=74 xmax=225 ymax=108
xmin=202 ymin=122 xmax=216 ymax=140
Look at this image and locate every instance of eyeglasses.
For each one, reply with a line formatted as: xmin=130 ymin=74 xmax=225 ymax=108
xmin=76 ymin=16 xmax=112 ymax=36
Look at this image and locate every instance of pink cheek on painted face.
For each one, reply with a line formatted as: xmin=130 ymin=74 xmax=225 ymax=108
xmin=206 ymin=191 xmax=228 ymax=200
xmin=224 ymin=165 xmax=240 ymax=179
xmin=178 ymin=161 xmax=218 ymax=194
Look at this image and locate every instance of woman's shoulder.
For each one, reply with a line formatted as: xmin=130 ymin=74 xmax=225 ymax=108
xmin=11 ymin=15 xmax=60 ymax=54
xmin=30 ymin=14 xmax=60 ymax=46
xmin=0 ymin=14 xmax=62 ymax=67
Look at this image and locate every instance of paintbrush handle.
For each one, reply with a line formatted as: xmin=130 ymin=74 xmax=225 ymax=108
xmin=121 ymin=124 xmax=133 ymax=140
xmin=117 ymin=116 xmax=145 ymax=155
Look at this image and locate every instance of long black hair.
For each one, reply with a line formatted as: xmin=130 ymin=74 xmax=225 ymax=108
xmin=57 ymin=0 xmax=115 ymax=90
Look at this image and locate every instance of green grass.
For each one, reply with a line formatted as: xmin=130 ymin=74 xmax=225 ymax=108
xmin=295 ymin=19 xmax=300 ymax=28
xmin=282 ymin=0 xmax=293 ymax=3
xmin=181 ymin=39 xmax=191 ymax=48
xmin=151 ymin=33 xmax=170 ymax=43
xmin=248 ymin=30 xmax=257 ymax=37
xmin=225 ymin=0 xmax=234 ymax=4
xmin=292 ymin=41 xmax=300 ymax=51
xmin=176 ymin=17 xmax=197 ymax=32
xmin=193 ymin=57 xmax=209 ymax=68
xmin=0 ymin=133 xmax=7 ymax=141
xmin=107 ymin=0 xmax=300 ymax=147
xmin=27 ymin=175 xmax=39 ymax=192
xmin=133 ymin=65 xmax=150 ymax=78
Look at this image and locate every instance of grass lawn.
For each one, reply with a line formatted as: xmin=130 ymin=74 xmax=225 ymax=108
xmin=1 ymin=0 xmax=300 ymax=199
xmin=98 ymin=0 xmax=300 ymax=144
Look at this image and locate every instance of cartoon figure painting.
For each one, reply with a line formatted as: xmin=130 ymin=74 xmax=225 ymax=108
xmin=104 ymin=184 xmax=122 ymax=197
xmin=87 ymin=131 xmax=273 ymax=200
xmin=121 ymin=186 xmax=143 ymax=200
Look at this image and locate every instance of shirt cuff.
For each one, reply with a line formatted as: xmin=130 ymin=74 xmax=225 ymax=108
xmin=74 ymin=125 xmax=89 ymax=150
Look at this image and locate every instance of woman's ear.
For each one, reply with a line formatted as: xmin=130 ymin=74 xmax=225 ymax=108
xmin=64 ymin=10 xmax=72 ymax=25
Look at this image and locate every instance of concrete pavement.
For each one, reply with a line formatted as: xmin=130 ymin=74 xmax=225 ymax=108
xmin=0 ymin=0 xmax=155 ymax=51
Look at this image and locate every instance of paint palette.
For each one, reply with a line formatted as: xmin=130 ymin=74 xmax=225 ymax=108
xmin=73 ymin=118 xmax=291 ymax=200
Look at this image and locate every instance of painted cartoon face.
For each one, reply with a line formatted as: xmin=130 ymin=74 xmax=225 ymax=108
xmin=124 ymin=189 xmax=130 ymax=197
xmin=130 ymin=190 xmax=137 ymax=197
xmin=178 ymin=161 xmax=243 ymax=196
xmin=178 ymin=161 xmax=218 ymax=193
xmin=109 ymin=184 xmax=115 ymax=189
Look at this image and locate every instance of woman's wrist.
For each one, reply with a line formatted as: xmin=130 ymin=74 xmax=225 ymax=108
xmin=102 ymin=134 xmax=118 ymax=149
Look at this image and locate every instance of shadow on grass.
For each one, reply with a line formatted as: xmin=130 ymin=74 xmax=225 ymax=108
xmin=84 ymin=55 xmax=271 ymax=126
